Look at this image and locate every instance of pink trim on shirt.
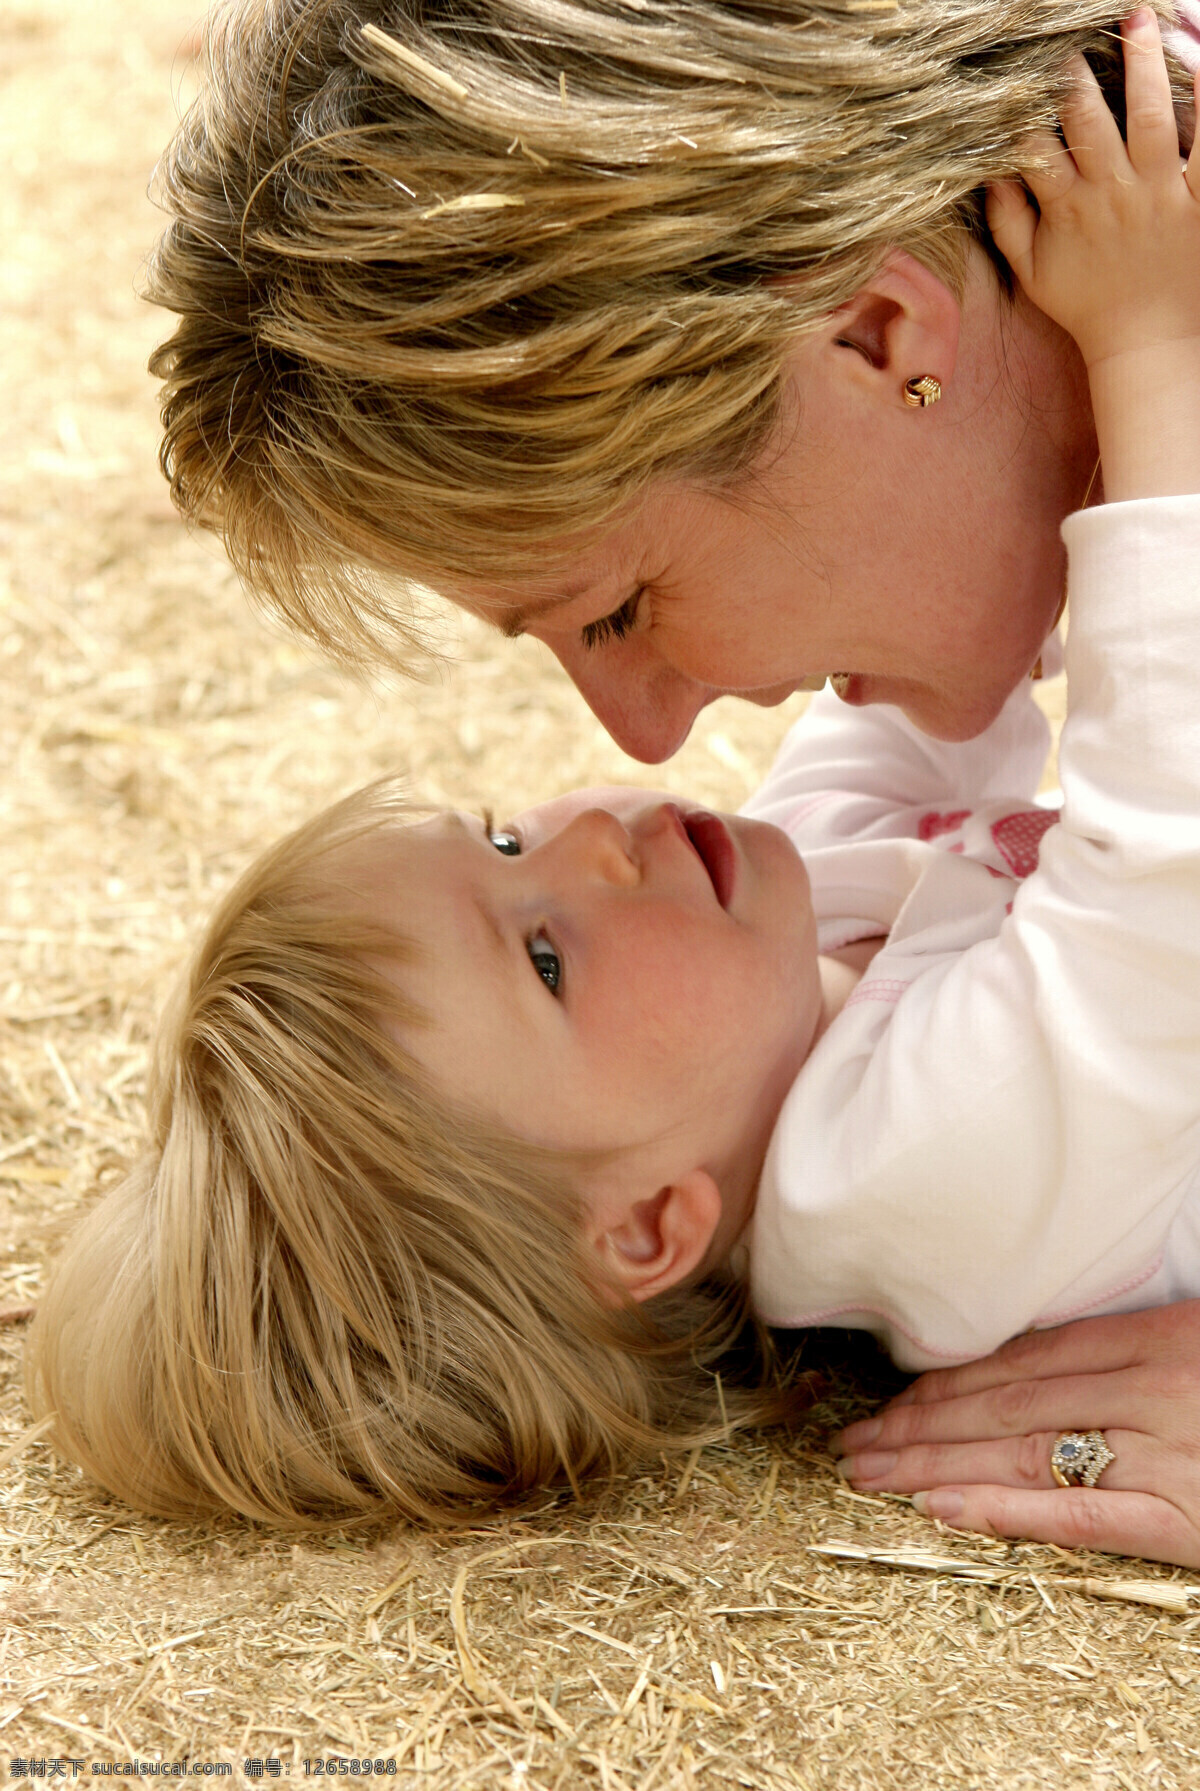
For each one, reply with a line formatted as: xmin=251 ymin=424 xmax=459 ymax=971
xmin=1033 ymin=1254 xmax=1163 ymax=1327
xmin=775 ymin=790 xmax=851 ymax=834
xmin=759 ymin=1258 xmax=1163 ymax=1361
xmin=843 ymin=977 xmax=910 ymax=1010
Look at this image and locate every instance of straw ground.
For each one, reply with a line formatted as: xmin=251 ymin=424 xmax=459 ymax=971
xmin=2 ymin=1 xmax=1198 ymax=1784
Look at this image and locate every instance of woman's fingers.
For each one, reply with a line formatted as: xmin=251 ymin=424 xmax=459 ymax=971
xmin=1121 ymin=6 xmax=1184 ymax=177
xmin=839 ymin=1426 xmax=1147 ymax=1497
xmin=881 ymin=1307 xmax=1170 ymax=1414
xmin=910 ymin=1484 xmax=1200 ymax=1570
xmin=834 ymin=1308 xmax=1200 ymax=1568
xmin=836 ymin=1367 xmax=1145 ymax=1457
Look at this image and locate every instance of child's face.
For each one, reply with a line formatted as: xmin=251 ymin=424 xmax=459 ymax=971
xmin=358 ymin=789 xmax=821 ymax=1221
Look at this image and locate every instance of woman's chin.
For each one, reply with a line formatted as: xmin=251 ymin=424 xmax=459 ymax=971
xmin=854 ymin=674 xmax=1018 ymax=744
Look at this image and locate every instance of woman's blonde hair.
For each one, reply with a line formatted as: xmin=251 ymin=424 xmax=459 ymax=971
xmin=147 ymin=0 xmax=1188 ymax=663
xmin=27 ymin=782 xmax=792 ymax=1528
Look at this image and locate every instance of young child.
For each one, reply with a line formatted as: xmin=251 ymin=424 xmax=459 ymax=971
xmin=29 ymin=14 xmax=1200 ymax=1526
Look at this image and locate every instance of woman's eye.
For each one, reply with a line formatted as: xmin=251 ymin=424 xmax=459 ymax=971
xmin=489 ymin=829 xmax=522 ymax=855
xmin=580 ymin=588 xmax=644 ymax=653
xmin=527 ymin=932 xmax=561 ymax=993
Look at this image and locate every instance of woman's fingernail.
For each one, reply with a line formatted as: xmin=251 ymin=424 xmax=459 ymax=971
xmin=911 ymin=1490 xmax=964 ymax=1522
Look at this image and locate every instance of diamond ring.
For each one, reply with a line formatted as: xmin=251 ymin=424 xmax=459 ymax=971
xmin=1050 ymin=1430 xmax=1115 ymax=1488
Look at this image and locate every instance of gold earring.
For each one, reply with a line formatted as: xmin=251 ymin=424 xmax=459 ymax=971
xmin=903 ymin=374 xmax=942 ymax=408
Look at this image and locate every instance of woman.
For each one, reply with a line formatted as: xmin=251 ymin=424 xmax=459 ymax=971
xmin=148 ymin=0 xmax=1200 ymax=1564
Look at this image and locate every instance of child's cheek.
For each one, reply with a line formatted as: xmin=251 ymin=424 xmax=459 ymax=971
xmin=641 ymin=930 xmax=768 ymax=1042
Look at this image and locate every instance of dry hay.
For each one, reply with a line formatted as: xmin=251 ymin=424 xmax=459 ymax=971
xmin=2 ymin=1 xmax=1195 ymax=1786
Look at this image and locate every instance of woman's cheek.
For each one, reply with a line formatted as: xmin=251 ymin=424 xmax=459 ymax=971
xmin=658 ymin=612 xmax=786 ymax=692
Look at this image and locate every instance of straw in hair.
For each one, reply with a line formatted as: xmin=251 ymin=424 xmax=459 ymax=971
xmin=27 ymin=780 xmax=795 ymax=1528
xmin=145 ymin=0 xmax=1190 ymax=666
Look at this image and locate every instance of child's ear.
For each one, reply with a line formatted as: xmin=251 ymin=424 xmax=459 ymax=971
xmin=589 ymin=1170 xmax=723 ymax=1304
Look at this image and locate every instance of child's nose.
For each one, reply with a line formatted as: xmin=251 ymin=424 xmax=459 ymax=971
xmin=554 ymin=809 xmax=640 ymax=886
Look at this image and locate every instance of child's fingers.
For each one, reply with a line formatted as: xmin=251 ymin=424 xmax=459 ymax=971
xmin=1056 ymin=52 xmax=1127 ymax=185
xmin=985 ymin=179 xmax=1037 ymax=282
xmin=1122 ymin=6 xmax=1184 ymax=176
xmin=1015 ymin=128 xmax=1078 ymax=212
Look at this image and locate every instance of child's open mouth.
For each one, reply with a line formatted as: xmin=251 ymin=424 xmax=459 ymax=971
xmin=682 ymin=811 xmax=736 ymax=910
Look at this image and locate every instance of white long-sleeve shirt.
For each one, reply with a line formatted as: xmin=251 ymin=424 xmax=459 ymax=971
xmin=1166 ymin=0 xmax=1200 ymax=79
xmin=742 ymin=497 xmax=1200 ymax=1370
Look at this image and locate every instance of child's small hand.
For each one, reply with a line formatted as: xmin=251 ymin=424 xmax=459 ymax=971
xmin=986 ymin=8 xmax=1200 ymax=373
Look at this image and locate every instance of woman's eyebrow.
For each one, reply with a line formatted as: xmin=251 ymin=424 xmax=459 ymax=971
xmin=491 ymin=566 xmax=634 ymax=640
xmin=497 ymin=591 xmax=581 ymax=640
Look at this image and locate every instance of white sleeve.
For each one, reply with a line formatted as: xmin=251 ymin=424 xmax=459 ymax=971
xmin=752 ymin=498 xmax=1200 ymax=1366
xmin=741 ymin=647 xmax=1055 ymax=850
xmin=1165 ymin=0 xmax=1200 ymax=76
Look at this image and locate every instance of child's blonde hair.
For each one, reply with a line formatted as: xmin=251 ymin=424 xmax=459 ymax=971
xmin=146 ymin=0 xmax=1186 ymax=664
xmin=28 ymin=783 xmax=791 ymax=1528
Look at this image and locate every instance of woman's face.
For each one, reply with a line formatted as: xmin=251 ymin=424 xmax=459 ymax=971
xmin=447 ymin=250 xmax=1096 ymax=764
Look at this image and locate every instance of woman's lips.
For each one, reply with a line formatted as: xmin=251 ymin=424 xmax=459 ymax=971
xmin=682 ymin=810 xmax=736 ymax=910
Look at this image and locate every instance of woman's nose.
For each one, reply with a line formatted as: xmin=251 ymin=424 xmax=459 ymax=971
xmin=547 ymin=638 xmax=712 ymax=764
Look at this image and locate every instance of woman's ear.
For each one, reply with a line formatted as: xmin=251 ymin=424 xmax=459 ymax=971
xmin=588 ymin=1170 xmax=723 ymax=1304
xmin=779 ymin=248 xmax=962 ymax=403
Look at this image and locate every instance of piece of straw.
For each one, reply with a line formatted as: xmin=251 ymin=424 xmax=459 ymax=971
xmin=419 ymin=194 xmax=525 ymax=220
xmin=810 ymin=1541 xmax=1198 ymax=1615
xmin=0 ymin=1411 xmax=58 ymax=1471
xmin=360 ymin=24 xmax=469 ymax=101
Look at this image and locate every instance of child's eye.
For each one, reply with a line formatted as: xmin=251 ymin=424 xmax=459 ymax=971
xmin=489 ymin=829 xmax=522 ymax=856
xmin=527 ymin=932 xmax=561 ymax=993
xmin=580 ymin=588 xmax=644 ymax=653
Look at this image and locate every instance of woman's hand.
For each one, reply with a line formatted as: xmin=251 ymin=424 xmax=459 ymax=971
xmin=833 ymin=1304 xmax=1200 ymax=1568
